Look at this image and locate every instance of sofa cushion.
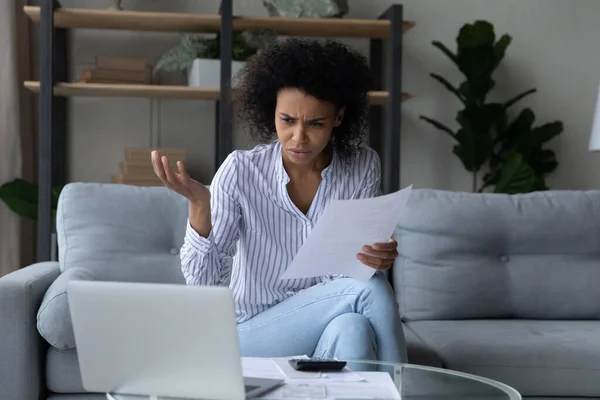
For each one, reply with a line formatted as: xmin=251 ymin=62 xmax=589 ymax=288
xmin=405 ymin=320 xmax=600 ymax=397
xmin=37 ymin=268 xmax=99 ymax=350
xmin=56 ymin=183 xmax=187 ymax=284
xmin=402 ymin=322 xmax=442 ymax=368
xmin=393 ymin=189 xmax=600 ymax=320
xmin=46 ymin=347 xmax=85 ymax=394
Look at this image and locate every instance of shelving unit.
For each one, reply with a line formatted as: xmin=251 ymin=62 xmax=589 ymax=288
xmin=26 ymin=1 xmax=414 ymax=262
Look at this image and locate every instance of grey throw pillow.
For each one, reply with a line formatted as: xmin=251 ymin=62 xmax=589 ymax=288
xmin=37 ymin=267 xmax=99 ymax=350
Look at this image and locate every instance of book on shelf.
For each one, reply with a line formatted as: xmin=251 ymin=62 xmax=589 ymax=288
xmin=81 ymin=68 xmax=151 ymax=84
xmin=111 ymin=174 xmax=163 ymax=186
xmin=95 ymin=55 xmax=150 ymax=72
xmin=119 ymin=162 xmax=177 ymax=177
xmin=112 ymin=147 xmax=187 ymax=187
xmin=124 ymin=147 xmax=186 ymax=166
xmin=80 ymin=55 xmax=152 ymax=84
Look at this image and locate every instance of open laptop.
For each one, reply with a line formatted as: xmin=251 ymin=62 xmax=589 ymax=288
xmin=67 ymin=280 xmax=284 ymax=400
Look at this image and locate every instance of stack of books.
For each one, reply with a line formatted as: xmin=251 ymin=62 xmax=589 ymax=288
xmin=112 ymin=148 xmax=187 ymax=187
xmin=81 ymin=56 xmax=152 ymax=84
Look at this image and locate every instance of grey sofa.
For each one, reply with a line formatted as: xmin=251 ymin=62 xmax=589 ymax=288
xmin=1 ymin=182 xmax=599 ymax=400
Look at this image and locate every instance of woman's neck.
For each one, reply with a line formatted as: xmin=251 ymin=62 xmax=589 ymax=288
xmin=283 ymin=148 xmax=332 ymax=180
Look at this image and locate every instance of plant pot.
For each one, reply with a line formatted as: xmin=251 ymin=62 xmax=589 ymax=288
xmin=187 ymin=58 xmax=245 ymax=88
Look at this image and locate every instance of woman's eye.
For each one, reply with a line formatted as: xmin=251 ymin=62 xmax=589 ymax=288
xmin=310 ymin=122 xmax=324 ymax=127
xmin=281 ymin=118 xmax=294 ymax=124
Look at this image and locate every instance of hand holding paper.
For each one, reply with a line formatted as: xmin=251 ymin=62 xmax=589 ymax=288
xmin=358 ymin=238 xmax=399 ymax=271
xmin=281 ymin=186 xmax=412 ymax=282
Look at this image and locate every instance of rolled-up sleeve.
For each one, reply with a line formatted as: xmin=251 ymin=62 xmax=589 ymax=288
xmin=180 ymin=153 xmax=241 ymax=286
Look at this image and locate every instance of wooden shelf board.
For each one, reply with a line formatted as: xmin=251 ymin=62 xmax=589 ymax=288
xmin=24 ymin=81 xmax=221 ymax=100
xmin=23 ymin=6 xmax=415 ymax=38
xmin=24 ymin=81 xmax=412 ymax=104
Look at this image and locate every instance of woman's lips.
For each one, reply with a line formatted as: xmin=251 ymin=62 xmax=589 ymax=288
xmin=288 ymin=148 xmax=312 ymax=159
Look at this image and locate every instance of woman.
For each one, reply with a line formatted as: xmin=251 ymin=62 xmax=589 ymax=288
xmin=152 ymin=38 xmax=407 ymax=363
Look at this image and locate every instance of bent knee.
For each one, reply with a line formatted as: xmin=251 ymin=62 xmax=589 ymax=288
xmin=326 ymin=313 xmax=374 ymax=337
xmin=351 ymin=273 xmax=394 ymax=295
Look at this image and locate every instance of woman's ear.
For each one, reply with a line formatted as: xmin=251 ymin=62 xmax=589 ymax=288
xmin=334 ymin=107 xmax=346 ymax=127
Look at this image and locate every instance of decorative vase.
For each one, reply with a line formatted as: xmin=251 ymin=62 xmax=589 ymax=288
xmin=187 ymin=59 xmax=246 ymax=88
xmin=108 ymin=0 xmax=123 ymax=11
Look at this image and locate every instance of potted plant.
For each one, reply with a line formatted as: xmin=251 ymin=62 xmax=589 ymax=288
xmin=420 ymin=20 xmax=563 ymax=194
xmin=153 ymin=31 xmax=276 ymax=88
xmin=0 ymin=178 xmax=62 ymax=260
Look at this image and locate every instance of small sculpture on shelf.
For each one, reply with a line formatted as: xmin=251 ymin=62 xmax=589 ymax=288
xmin=108 ymin=0 xmax=123 ymax=11
xmin=263 ymin=0 xmax=349 ymax=18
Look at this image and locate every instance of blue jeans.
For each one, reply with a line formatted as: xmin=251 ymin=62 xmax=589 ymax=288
xmin=237 ymin=274 xmax=407 ymax=364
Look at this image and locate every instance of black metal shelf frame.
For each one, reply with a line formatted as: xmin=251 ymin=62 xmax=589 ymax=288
xmin=35 ymin=0 xmax=406 ymax=262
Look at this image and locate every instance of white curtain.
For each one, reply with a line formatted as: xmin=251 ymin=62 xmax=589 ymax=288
xmin=0 ymin=0 xmax=23 ymax=277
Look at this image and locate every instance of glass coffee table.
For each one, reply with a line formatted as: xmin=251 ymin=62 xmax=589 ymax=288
xmin=105 ymin=360 xmax=521 ymax=400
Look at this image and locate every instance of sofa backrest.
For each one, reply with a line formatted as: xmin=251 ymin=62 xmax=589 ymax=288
xmin=393 ymin=189 xmax=600 ymax=321
xmin=57 ymin=182 xmax=187 ymax=284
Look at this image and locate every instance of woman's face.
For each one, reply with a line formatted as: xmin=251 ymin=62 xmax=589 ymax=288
xmin=275 ymin=88 xmax=343 ymax=167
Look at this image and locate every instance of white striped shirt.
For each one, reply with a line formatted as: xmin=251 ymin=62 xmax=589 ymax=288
xmin=180 ymin=140 xmax=381 ymax=323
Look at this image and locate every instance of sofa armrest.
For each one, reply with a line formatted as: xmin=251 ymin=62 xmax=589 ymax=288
xmin=0 ymin=261 xmax=60 ymax=400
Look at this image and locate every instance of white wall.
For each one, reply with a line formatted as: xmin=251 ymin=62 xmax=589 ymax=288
xmin=49 ymin=0 xmax=600 ymax=190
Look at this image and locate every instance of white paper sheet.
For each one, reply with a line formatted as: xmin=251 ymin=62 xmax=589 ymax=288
xmin=259 ymin=372 xmax=401 ymax=400
xmin=280 ymin=186 xmax=412 ymax=282
xmin=242 ymin=357 xmax=286 ymax=380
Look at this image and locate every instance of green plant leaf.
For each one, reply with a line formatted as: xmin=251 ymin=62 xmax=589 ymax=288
xmin=153 ymin=44 xmax=200 ymax=74
xmin=0 ymin=179 xmax=39 ymax=221
xmin=154 ymin=31 xmax=276 ymax=74
xmin=457 ymin=47 xmax=497 ymax=81
xmin=419 ymin=116 xmax=456 ymax=140
xmin=454 ymin=21 xmax=506 ymax=104
xmin=494 ymin=153 xmax=538 ymax=194
xmin=459 ymin=78 xmax=495 ymax=105
xmin=430 ymin=73 xmax=467 ymax=105
xmin=0 ymin=179 xmax=63 ymax=221
xmin=457 ymin=20 xmax=496 ymax=48
xmin=503 ymin=88 xmax=536 ymax=109
xmin=495 ymin=108 xmax=536 ymax=151
xmin=453 ymin=104 xmax=497 ymax=172
xmin=52 ymin=185 xmax=63 ymax=210
xmin=493 ymin=34 xmax=512 ymax=68
xmin=531 ymin=121 xmax=563 ymax=143
xmin=528 ymin=148 xmax=559 ymax=176
xmin=432 ymin=41 xmax=458 ymax=66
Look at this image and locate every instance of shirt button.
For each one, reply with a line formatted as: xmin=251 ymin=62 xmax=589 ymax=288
xmin=499 ymin=254 xmax=509 ymax=263
xmin=170 ymin=248 xmax=179 ymax=255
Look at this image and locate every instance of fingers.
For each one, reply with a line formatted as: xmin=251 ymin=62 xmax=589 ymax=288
xmin=177 ymin=160 xmax=190 ymax=182
xmin=151 ymin=151 xmax=185 ymax=192
xmin=357 ymin=253 xmax=394 ymax=271
xmin=371 ymin=239 xmax=398 ymax=251
xmin=358 ymin=239 xmax=398 ymax=271
xmin=161 ymin=157 xmax=179 ymax=185
xmin=151 ymin=151 xmax=168 ymax=182
xmin=361 ymin=245 xmax=397 ymax=260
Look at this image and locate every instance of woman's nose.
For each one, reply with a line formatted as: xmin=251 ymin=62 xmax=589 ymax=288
xmin=292 ymin=125 xmax=308 ymax=143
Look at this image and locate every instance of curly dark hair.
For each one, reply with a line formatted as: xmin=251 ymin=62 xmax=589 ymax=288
xmin=236 ymin=38 xmax=372 ymax=161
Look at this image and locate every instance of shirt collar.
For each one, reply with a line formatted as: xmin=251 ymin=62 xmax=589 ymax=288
xmin=275 ymin=140 xmax=337 ymax=184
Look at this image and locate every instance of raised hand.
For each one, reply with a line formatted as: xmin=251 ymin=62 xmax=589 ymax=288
xmin=151 ymin=150 xmax=210 ymax=208
xmin=357 ymin=238 xmax=398 ymax=271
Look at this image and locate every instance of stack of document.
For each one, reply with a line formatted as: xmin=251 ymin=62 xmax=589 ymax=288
xmin=242 ymin=357 xmax=401 ymax=399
